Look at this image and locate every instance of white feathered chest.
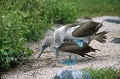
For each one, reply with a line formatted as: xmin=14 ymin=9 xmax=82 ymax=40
xmin=54 ymin=25 xmax=90 ymax=48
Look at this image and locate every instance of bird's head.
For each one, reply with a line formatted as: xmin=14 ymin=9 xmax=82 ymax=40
xmin=38 ymin=36 xmax=53 ymax=59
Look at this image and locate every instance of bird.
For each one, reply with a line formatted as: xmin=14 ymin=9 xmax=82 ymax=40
xmin=54 ymin=21 xmax=107 ymax=57
xmin=38 ymin=30 xmax=107 ymax=65
xmin=54 ymin=21 xmax=104 ymax=48
xmin=38 ymin=21 xmax=107 ymax=65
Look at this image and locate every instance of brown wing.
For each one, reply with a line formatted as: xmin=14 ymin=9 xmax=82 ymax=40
xmin=59 ymin=41 xmax=96 ymax=56
xmin=72 ymin=21 xmax=103 ymax=37
xmin=59 ymin=42 xmax=88 ymax=53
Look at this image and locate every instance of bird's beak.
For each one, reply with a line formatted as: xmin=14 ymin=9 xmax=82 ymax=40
xmin=38 ymin=45 xmax=48 ymax=59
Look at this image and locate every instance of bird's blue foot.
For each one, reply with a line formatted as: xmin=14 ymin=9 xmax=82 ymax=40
xmin=59 ymin=56 xmax=77 ymax=66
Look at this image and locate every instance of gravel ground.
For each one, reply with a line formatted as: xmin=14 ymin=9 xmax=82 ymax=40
xmin=1 ymin=16 xmax=120 ymax=79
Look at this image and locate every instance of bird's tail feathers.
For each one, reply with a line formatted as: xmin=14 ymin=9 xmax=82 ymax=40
xmin=79 ymin=46 xmax=99 ymax=57
xmin=93 ymin=31 xmax=108 ymax=43
xmin=88 ymin=46 xmax=100 ymax=52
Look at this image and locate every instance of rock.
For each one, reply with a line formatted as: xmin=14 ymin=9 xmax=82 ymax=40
xmin=111 ymin=38 xmax=120 ymax=43
xmin=54 ymin=69 xmax=92 ymax=79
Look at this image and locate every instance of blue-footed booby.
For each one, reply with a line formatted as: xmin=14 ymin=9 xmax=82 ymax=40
xmin=38 ymin=21 xmax=107 ymax=65
xmin=38 ymin=30 xmax=107 ymax=65
xmin=54 ymin=21 xmax=104 ymax=48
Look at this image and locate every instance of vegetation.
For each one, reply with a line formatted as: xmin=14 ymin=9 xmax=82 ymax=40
xmin=0 ymin=0 xmax=120 ymax=70
xmin=74 ymin=0 xmax=120 ymax=17
xmin=83 ymin=67 xmax=120 ymax=79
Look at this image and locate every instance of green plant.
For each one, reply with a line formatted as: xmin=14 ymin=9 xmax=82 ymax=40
xmin=83 ymin=67 xmax=120 ymax=79
xmin=41 ymin=0 xmax=78 ymax=24
xmin=0 ymin=11 xmax=32 ymax=70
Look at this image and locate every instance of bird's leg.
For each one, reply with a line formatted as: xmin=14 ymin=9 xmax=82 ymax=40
xmin=74 ymin=56 xmax=77 ymax=64
xmin=68 ymin=55 xmax=71 ymax=62
xmin=65 ymin=55 xmax=71 ymax=65
xmin=55 ymin=48 xmax=59 ymax=62
xmin=67 ymin=55 xmax=77 ymax=65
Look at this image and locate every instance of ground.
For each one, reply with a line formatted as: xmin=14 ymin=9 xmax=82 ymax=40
xmin=1 ymin=16 xmax=120 ymax=79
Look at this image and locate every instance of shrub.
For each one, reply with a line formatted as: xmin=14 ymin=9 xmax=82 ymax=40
xmin=83 ymin=67 xmax=120 ymax=79
xmin=41 ymin=0 xmax=78 ymax=24
xmin=0 ymin=11 xmax=32 ymax=70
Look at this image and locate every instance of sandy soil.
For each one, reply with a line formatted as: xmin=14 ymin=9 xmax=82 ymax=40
xmin=1 ymin=16 xmax=120 ymax=79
